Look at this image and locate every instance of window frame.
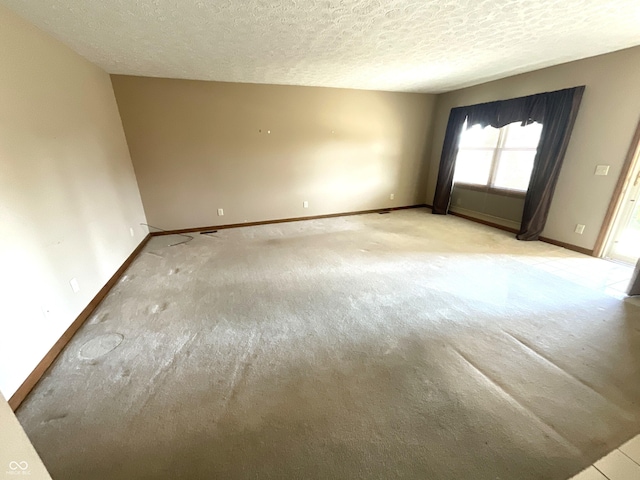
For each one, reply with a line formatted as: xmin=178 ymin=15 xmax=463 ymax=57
xmin=454 ymin=123 xmax=540 ymax=198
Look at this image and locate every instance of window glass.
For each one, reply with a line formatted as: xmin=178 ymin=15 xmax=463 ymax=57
xmin=454 ymin=120 xmax=541 ymax=193
xmin=458 ymin=124 xmax=500 ymax=149
xmin=503 ymin=122 xmax=543 ymax=148
xmin=493 ymin=150 xmax=536 ymax=191
xmin=453 ymin=150 xmax=494 ymax=186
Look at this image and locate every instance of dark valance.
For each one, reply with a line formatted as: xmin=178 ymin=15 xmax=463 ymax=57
xmin=432 ymin=86 xmax=585 ymax=241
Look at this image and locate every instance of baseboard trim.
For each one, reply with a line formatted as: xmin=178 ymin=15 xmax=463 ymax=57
xmin=9 ymin=234 xmax=151 ymax=411
xmin=538 ymin=236 xmax=594 ymax=256
xmin=449 ymin=210 xmax=519 ymax=234
xmin=150 ymin=205 xmax=428 ymax=236
xmin=451 ymin=207 xmax=522 ymax=231
xmin=448 ymin=210 xmax=594 ymax=256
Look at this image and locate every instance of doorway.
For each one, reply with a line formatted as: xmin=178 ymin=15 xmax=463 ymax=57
xmin=599 ymin=120 xmax=640 ymax=265
xmin=605 ymin=167 xmax=640 ymax=263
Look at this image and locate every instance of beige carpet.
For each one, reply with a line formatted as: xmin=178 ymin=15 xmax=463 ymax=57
xmin=17 ymin=208 xmax=640 ymax=479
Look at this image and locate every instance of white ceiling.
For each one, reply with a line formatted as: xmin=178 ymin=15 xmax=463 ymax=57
xmin=3 ymin=0 xmax=640 ymax=93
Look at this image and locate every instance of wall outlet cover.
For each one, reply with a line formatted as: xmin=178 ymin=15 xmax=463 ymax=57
xmin=595 ymin=165 xmax=610 ymax=176
xmin=69 ymin=278 xmax=80 ymax=293
xmin=575 ymin=224 xmax=586 ymax=234
xmin=217 ymin=208 xmax=224 ymax=216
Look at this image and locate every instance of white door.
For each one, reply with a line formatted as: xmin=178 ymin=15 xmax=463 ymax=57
xmin=605 ymin=165 xmax=640 ymax=264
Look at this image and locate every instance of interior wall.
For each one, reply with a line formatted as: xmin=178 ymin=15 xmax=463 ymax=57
xmin=451 ymin=187 xmax=525 ymax=230
xmin=111 ymin=76 xmax=436 ymax=230
xmin=0 ymin=7 xmax=147 ymax=399
xmin=426 ymin=46 xmax=640 ymax=250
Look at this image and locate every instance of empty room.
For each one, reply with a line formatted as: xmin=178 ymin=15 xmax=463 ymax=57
xmin=2 ymin=1 xmax=640 ymax=479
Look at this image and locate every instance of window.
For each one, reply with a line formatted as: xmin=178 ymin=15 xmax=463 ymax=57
xmin=453 ymin=121 xmax=543 ymax=194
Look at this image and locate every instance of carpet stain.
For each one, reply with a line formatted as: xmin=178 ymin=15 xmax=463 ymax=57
xmin=89 ymin=312 xmax=109 ymax=325
xmin=42 ymin=413 xmax=68 ymax=424
xmin=78 ymin=333 xmax=124 ymax=360
xmin=148 ymin=303 xmax=167 ymax=314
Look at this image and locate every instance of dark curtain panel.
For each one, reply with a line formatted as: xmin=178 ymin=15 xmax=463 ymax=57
xmin=431 ymin=86 xmax=585 ymax=241
xmin=517 ymin=87 xmax=584 ymax=240
xmin=432 ymin=108 xmax=467 ymax=214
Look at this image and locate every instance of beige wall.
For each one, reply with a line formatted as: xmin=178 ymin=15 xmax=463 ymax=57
xmin=0 ymin=7 xmax=147 ymax=399
xmin=426 ymin=46 xmax=640 ymax=250
xmin=111 ymin=76 xmax=436 ymax=230
xmin=451 ymin=187 xmax=525 ymax=230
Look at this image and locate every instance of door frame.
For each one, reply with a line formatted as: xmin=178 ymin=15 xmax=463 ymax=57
xmin=594 ymin=118 xmax=640 ymax=258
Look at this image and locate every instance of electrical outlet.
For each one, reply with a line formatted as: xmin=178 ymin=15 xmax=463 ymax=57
xmin=69 ymin=278 xmax=80 ymax=293
xmin=595 ymin=165 xmax=610 ymax=176
xmin=575 ymin=224 xmax=586 ymax=234
xmin=303 ymin=201 xmax=309 ymax=208
xmin=389 ymin=193 xmax=395 ymax=200
xmin=217 ymin=208 xmax=224 ymax=216
xmin=129 ymin=227 xmax=135 ymax=237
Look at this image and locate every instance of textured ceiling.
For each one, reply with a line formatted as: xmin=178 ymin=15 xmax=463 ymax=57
xmin=3 ymin=0 xmax=640 ymax=93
